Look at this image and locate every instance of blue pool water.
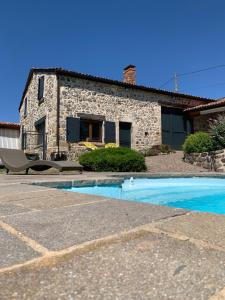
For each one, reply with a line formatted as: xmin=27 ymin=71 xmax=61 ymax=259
xmin=64 ymin=177 xmax=225 ymax=215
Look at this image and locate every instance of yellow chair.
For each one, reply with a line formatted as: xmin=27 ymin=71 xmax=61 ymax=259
xmin=83 ymin=142 xmax=98 ymax=150
xmin=105 ymin=143 xmax=119 ymax=148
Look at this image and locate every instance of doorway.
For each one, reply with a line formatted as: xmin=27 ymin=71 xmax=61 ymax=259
xmin=119 ymin=122 xmax=131 ymax=148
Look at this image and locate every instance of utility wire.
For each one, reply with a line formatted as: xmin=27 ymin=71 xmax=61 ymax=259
xmin=188 ymin=81 xmax=225 ymax=91
xmin=159 ymin=77 xmax=173 ymax=89
xmin=159 ymin=64 xmax=225 ymax=89
xmin=178 ymin=64 xmax=225 ymax=77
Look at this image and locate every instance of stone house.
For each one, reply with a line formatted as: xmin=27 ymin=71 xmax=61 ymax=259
xmin=19 ymin=66 xmax=214 ymax=160
xmin=184 ymin=97 xmax=225 ymax=131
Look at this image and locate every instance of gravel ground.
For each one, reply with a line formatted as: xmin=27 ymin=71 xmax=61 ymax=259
xmin=145 ymin=151 xmax=207 ymax=173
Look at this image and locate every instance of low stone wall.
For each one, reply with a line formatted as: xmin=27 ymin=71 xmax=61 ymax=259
xmin=184 ymin=150 xmax=225 ymax=172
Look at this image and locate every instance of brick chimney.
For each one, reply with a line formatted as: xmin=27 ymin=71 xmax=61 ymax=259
xmin=123 ymin=65 xmax=136 ymax=85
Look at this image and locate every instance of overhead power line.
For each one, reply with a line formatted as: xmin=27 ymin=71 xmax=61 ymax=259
xmin=159 ymin=63 xmax=225 ymax=91
xmin=190 ymin=81 xmax=225 ymax=91
xmin=178 ymin=64 xmax=225 ymax=77
xmin=159 ymin=77 xmax=173 ymax=89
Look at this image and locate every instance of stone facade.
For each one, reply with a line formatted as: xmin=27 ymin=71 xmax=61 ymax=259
xmin=19 ymin=69 xmax=212 ymax=160
xmin=20 ymin=72 xmax=58 ymax=159
xmin=58 ymin=76 xmax=162 ymax=160
xmin=193 ymin=113 xmax=222 ymax=132
xmin=184 ymin=150 xmax=225 ymax=172
xmin=193 ymin=115 xmax=211 ymax=132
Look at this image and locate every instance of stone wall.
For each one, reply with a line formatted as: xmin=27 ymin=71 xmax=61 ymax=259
xmin=193 ymin=113 xmax=221 ymax=132
xmin=58 ymin=76 xmax=162 ymax=159
xmin=193 ymin=115 xmax=211 ymax=132
xmin=19 ymin=72 xmax=58 ymax=159
xmin=184 ymin=150 xmax=225 ymax=172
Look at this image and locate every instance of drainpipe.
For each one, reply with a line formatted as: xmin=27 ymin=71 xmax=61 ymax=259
xmin=56 ymin=74 xmax=60 ymax=159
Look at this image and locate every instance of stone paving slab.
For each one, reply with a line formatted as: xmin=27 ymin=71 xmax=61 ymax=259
xmin=155 ymin=212 xmax=225 ymax=248
xmin=0 ymin=184 xmax=71 ymax=201
xmin=0 ymin=228 xmax=39 ymax=268
xmin=0 ymin=183 xmax=51 ymax=194
xmin=1 ymin=232 xmax=225 ymax=300
xmin=0 ymin=185 xmax=54 ymax=204
xmin=2 ymin=200 xmax=186 ymax=251
xmin=0 ymin=203 xmax=31 ymax=217
xmin=2 ymin=173 xmax=225 ymax=299
xmin=2 ymin=190 xmax=108 ymax=210
xmin=0 ymin=190 xmax=53 ymax=204
xmin=0 ymin=173 xmax=116 ymax=185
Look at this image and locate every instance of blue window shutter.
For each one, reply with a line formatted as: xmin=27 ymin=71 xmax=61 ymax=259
xmin=105 ymin=121 xmax=116 ymax=143
xmin=66 ymin=117 xmax=80 ymax=142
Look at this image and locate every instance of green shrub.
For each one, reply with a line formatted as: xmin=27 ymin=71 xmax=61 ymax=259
xmin=79 ymin=147 xmax=146 ymax=172
xmin=182 ymin=132 xmax=213 ymax=154
xmin=210 ymin=114 xmax=225 ymax=150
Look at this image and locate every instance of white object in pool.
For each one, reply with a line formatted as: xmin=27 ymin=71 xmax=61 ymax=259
xmin=129 ymin=177 xmax=134 ymax=185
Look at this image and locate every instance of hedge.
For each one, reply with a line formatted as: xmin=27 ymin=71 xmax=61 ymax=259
xmin=79 ymin=147 xmax=146 ymax=172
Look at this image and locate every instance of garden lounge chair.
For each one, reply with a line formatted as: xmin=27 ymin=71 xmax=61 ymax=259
xmin=0 ymin=148 xmax=83 ymax=174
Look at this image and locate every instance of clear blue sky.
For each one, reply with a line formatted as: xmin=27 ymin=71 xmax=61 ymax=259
xmin=1 ymin=0 xmax=225 ymax=122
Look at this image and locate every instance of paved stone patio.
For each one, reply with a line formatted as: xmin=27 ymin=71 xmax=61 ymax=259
xmin=1 ymin=171 xmax=225 ymax=299
xmin=145 ymin=151 xmax=207 ymax=172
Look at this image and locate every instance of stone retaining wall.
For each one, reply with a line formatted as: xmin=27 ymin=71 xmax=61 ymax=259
xmin=184 ymin=149 xmax=225 ymax=172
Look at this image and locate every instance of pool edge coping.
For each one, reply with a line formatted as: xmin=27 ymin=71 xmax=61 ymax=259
xmin=29 ymin=172 xmax=225 ymax=189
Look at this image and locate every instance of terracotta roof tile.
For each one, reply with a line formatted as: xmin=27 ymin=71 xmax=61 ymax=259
xmin=184 ymin=98 xmax=225 ymax=112
xmin=0 ymin=122 xmax=20 ymax=129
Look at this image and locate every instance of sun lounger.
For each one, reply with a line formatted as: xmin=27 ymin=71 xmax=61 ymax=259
xmin=0 ymin=148 xmax=83 ymax=174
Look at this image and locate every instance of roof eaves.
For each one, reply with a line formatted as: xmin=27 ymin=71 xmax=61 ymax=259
xmin=0 ymin=122 xmax=20 ymax=129
xmin=184 ymin=99 xmax=225 ymax=112
xmin=55 ymin=68 xmax=214 ymax=101
xmin=18 ymin=68 xmax=58 ymax=110
xmin=18 ymin=67 xmax=215 ymax=111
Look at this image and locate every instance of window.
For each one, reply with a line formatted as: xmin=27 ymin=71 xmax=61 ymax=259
xmin=38 ymin=76 xmax=45 ymax=101
xmin=24 ymin=97 xmax=27 ymax=117
xmin=21 ymin=126 xmax=26 ymax=150
xmin=35 ymin=118 xmax=46 ymax=146
xmin=80 ymin=119 xmax=102 ymax=142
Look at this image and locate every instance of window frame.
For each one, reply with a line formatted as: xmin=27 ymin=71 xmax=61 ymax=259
xmin=24 ymin=97 xmax=27 ymax=117
xmin=80 ymin=119 xmax=102 ymax=142
xmin=35 ymin=117 xmax=46 ymax=146
xmin=38 ymin=76 xmax=45 ymax=102
xmin=21 ymin=126 xmax=26 ymax=150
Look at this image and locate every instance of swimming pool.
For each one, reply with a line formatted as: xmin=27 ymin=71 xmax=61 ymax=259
xmin=64 ymin=177 xmax=225 ymax=215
